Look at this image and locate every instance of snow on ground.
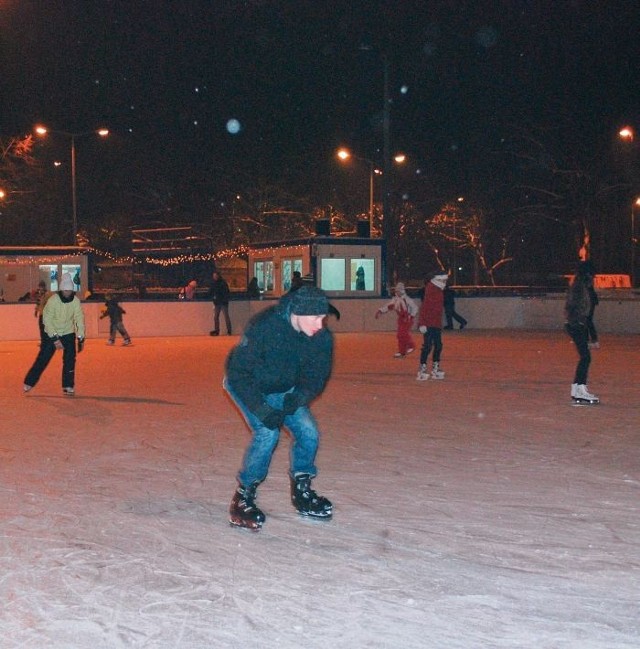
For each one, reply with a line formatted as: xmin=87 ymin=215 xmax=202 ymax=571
xmin=1 ymin=330 xmax=639 ymax=648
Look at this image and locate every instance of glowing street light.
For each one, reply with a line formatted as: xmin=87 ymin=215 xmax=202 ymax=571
xmin=336 ymin=147 xmax=406 ymax=235
xmin=35 ymin=124 xmax=109 ymax=244
xmin=619 ymin=126 xmax=635 ymax=142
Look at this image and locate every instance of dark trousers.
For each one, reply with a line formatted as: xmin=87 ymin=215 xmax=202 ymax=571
xmin=444 ymin=306 xmax=467 ymax=329
xmin=213 ymin=304 xmax=232 ymax=334
xmin=24 ymin=332 xmax=77 ymax=389
xmin=419 ymin=327 xmax=443 ymax=365
xmin=565 ymin=323 xmax=590 ymax=385
xmin=109 ymin=319 xmax=130 ymax=342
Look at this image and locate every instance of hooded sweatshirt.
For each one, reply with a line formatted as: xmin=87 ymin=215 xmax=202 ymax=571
xmin=225 ymin=295 xmax=333 ymax=416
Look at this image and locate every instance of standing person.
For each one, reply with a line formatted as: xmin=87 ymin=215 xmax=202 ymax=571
xmin=247 ymin=277 xmax=261 ymax=298
xmin=565 ymin=261 xmax=599 ymax=404
xmin=33 ymin=280 xmax=53 ymax=343
xmin=375 ymin=282 xmax=418 ymax=358
xmin=443 ymin=285 xmax=467 ymax=330
xmin=416 ymin=272 xmax=449 ymax=381
xmin=209 ymin=271 xmax=232 ymax=336
xmin=100 ymin=293 xmax=132 ymax=346
xmin=224 ymin=286 xmax=334 ymax=531
xmin=290 ymin=270 xmax=304 ymax=292
xmin=23 ymin=273 xmax=85 ymax=396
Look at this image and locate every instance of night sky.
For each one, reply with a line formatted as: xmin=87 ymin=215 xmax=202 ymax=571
xmin=1 ymin=1 xmax=639 ymax=262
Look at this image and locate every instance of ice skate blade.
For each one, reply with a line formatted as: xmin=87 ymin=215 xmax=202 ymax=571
xmin=229 ymin=517 xmax=263 ymax=531
xmin=295 ymin=508 xmax=333 ymax=520
xmin=571 ymin=397 xmax=599 ymax=406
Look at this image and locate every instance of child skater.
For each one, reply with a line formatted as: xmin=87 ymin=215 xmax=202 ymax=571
xmin=375 ymin=282 xmax=418 ymax=358
xmin=101 ymin=294 xmax=132 ymax=346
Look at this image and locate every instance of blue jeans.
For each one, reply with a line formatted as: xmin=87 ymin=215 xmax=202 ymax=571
xmin=223 ymin=378 xmax=320 ymax=486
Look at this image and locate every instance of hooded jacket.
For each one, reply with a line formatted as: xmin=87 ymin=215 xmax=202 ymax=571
xmin=418 ymin=277 xmax=446 ymax=328
xmin=225 ymin=295 xmax=333 ymax=417
xmin=43 ymin=292 xmax=85 ymax=339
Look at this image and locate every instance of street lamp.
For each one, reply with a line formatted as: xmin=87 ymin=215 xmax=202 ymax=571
xmin=337 ymin=148 xmax=377 ymax=233
xmin=632 ymin=197 xmax=640 ymax=288
xmin=336 ymin=147 xmax=405 ymax=235
xmin=35 ymin=125 xmax=109 ymax=244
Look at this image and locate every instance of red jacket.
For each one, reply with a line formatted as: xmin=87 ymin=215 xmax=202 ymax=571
xmin=418 ymin=282 xmax=444 ymax=328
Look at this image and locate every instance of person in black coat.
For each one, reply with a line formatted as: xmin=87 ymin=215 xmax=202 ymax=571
xmin=224 ymin=286 xmax=334 ymax=531
xmin=209 ymin=271 xmax=232 ymax=335
xmin=443 ymin=286 xmax=467 ymax=330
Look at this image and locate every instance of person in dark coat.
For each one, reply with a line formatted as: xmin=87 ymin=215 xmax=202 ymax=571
xmin=443 ymin=286 xmax=467 ymax=330
xmin=565 ymin=260 xmax=599 ymax=404
xmin=209 ymin=271 xmax=232 ymax=335
xmin=224 ymin=286 xmax=334 ymax=531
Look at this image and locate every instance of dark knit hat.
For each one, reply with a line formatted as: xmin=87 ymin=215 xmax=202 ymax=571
xmin=289 ymin=286 xmax=329 ymax=315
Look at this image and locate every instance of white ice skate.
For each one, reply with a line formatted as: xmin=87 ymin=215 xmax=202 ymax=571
xmin=416 ymin=364 xmax=429 ymax=381
xmin=571 ymin=383 xmax=599 ymax=405
xmin=430 ymin=362 xmax=445 ymax=380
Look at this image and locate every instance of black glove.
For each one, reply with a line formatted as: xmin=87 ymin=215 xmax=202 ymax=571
xmin=283 ymin=392 xmax=303 ymax=415
xmin=77 ymin=337 xmax=85 ymax=353
xmin=255 ymin=404 xmax=284 ymax=429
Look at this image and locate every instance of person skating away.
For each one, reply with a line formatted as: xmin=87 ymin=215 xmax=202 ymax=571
xmin=224 ymin=286 xmax=334 ymax=531
xmin=443 ymin=286 xmax=467 ymax=330
xmin=416 ymin=273 xmax=449 ymax=380
xmin=209 ymin=271 xmax=232 ymax=335
xmin=565 ymin=261 xmax=599 ymax=404
xmin=100 ymin=293 xmax=132 ymax=346
xmin=375 ymin=282 xmax=418 ymax=358
xmin=23 ymin=273 xmax=85 ymax=396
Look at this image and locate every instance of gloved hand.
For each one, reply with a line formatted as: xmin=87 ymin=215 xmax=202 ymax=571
xmin=77 ymin=337 xmax=85 ymax=353
xmin=283 ymin=392 xmax=303 ymax=415
xmin=52 ymin=337 xmax=63 ymax=350
xmin=419 ymin=325 xmax=427 ymax=334
xmin=255 ymin=404 xmax=284 ymax=430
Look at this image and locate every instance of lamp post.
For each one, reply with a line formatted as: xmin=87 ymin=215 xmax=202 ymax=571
xmin=35 ymin=125 xmax=109 ymax=244
xmin=336 ymin=148 xmax=405 ymax=236
xmin=632 ymin=197 xmax=640 ymax=288
xmin=337 ymin=148 xmax=376 ymax=233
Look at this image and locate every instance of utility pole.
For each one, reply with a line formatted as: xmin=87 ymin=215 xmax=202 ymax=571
xmin=382 ymin=55 xmax=394 ymax=293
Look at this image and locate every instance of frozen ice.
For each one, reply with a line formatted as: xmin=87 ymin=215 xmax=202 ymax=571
xmin=2 ymin=331 xmax=639 ymax=648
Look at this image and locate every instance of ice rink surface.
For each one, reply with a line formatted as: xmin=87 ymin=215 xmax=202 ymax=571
xmin=2 ymin=330 xmax=639 ymax=648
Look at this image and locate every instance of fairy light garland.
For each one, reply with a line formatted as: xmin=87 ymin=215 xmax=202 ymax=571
xmin=1 ymin=241 xmax=311 ymax=268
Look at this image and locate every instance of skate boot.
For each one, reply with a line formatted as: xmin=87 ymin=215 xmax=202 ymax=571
xmin=416 ymin=363 xmax=429 ymax=381
xmin=430 ymin=362 xmax=445 ymax=380
xmin=229 ymin=482 xmax=265 ymax=531
xmin=571 ymin=384 xmax=599 ymax=405
xmin=290 ymin=474 xmax=332 ymax=519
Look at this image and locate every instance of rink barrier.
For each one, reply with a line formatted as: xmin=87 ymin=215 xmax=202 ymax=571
xmin=1 ymin=294 xmax=639 ymax=341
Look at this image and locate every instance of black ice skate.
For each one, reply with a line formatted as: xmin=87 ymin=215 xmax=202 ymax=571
xmin=229 ymin=483 xmax=265 ymax=531
xmin=290 ymin=473 xmax=333 ymax=519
